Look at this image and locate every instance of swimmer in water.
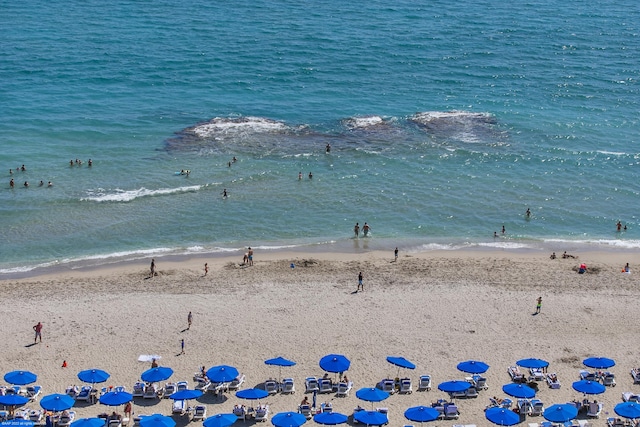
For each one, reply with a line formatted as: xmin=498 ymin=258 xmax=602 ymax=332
xmin=222 ymin=189 xmax=228 ymax=198
xmin=362 ymin=222 xmax=371 ymax=236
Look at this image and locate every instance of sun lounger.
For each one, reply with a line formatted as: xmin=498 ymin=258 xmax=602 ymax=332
xmin=321 ymin=402 xmax=333 ymax=413
xmin=519 ymin=399 xmax=533 ymax=415
xmin=208 ymin=382 xmax=228 ymax=395
xmin=305 ymin=377 xmax=319 ymax=393
xmin=74 ymin=386 xmax=93 ymax=402
xmin=508 ymin=366 xmax=526 ymax=383
xmin=298 ymin=405 xmax=312 ymax=420
xmin=265 ymin=379 xmax=278 ymax=395
xmin=444 ymin=404 xmax=459 ymax=420
xmin=399 ymin=378 xmax=412 ymax=394
xmin=163 ymin=383 xmax=176 ymax=398
xmin=418 ymin=375 xmax=432 ymax=391
xmin=172 ymin=399 xmax=186 ymax=415
xmin=378 ymin=379 xmax=395 ymax=394
xmin=281 ymin=378 xmax=295 ymax=394
xmin=579 ymin=370 xmax=598 ymax=382
xmin=176 ymin=381 xmax=188 ymax=392
xmin=622 ymin=392 xmax=640 ymax=402
xmin=607 ymin=418 xmax=629 ymax=427
xmin=318 ymin=379 xmax=333 ymax=394
xmin=546 ymin=373 xmax=561 ymax=389
xmin=192 ymin=405 xmax=206 ymax=421
xmin=132 ymin=383 xmax=145 ymax=398
xmin=631 ymin=369 xmax=640 ymax=384
xmin=602 ymin=372 xmax=616 ymax=387
xmin=530 ymin=399 xmax=544 ymax=416
xmin=65 ymin=386 xmax=79 ymax=398
xmin=58 ymin=411 xmax=76 ymax=427
xmin=586 ymin=402 xmax=602 ymax=418
xmin=194 ymin=377 xmax=211 ymax=392
xmin=25 ymin=385 xmax=42 ymax=401
xmin=336 ymin=381 xmax=353 ymax=397
xmin=29 ymin=410 xmax=43 ymax=425
xmin=529 ymin=368 xmax=545 ymax=382
xmin=143 ymin=384 xmax=159 ymax=399
xmin=232 ymin=405 xmax=246 ymax=421
xmin=254 ymin=405 xmax=269 ymax=422
xmin=108 ymin=419 xmax=122 ymax=427
xmin=577 ymin=421 xmax=592 ymax=427
xmin=229 ymin=374 xmax=245 ymax=391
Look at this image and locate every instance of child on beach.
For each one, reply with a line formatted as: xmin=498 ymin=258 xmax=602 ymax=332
xmin=357 ymin=272 xmax=363 ymax=291
xmin=536 ymin=297 xmax=542 ymax=314
xmin=204 ymin=263 xmax=208 ymax=276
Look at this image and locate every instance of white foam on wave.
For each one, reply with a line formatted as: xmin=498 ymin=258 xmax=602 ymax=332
xmin=411 ymin=110 xmax=495 ymax=123
xmin=596 ymin=150 xmax=626 ymax=156
xmin=81 ymin=185 xmax=203 ymax=202
xmin=343 ymin=115 xmax=387 ymax=130
xmin=477 ymin=241 xmax=533 ymax=250
xmin=192 ymin=116 xmax=289 ymax=138
xmin=544 ymin=238 xmax=640 ymax=249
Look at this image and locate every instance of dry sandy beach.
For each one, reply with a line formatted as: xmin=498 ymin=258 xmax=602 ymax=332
xmin=1 ymin=249 xmax=639 ymax=426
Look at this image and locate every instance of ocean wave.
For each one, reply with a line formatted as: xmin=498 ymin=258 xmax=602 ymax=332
xmin=410 ymin=110 xmax=500 ymax=144
xmin=544 ymin=238 xmax=640 ymax=250
xmin=342 ymin=115 xmax=388 ymax=130
xmin=190 ymin=116 xmax=290 ymax=139
xmin=81 ymin=185 xmax=203 ymax=202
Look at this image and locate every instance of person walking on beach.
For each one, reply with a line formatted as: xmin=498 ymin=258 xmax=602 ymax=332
xmin=357 ymin=272 xmax=363 ymax=291
xmin=394 ymin=247 xmax=398 ymax=262
xmin=187 ymin=312 xmax=192 ymax=330
xmin=180 ymin=339 xmax=185 ymax=355
xmin=33 ymin=322 xmax=43 ymax=343
xmin=247 ymin=247 xmax=254 ymax=266
xmin=204 ymin=263 xmax=208 ymax=276
xmin=150 ymin=259 xmax=156 ymax=278
xmin=535 ymin=297 xmax=542 ymax=314
xmin=354 ymin=223 xmax=360 ymax=237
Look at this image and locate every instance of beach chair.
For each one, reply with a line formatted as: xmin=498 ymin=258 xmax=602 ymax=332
xmin=319 ymin=379 xmax=333 ymax=394
xmin=336 ymin=381 xmax=353 ymax=397
xmin=577 ymin=421 xmax=592 ymax=427
xmin=473 ymin=376 xmax=488 ymax=390
xmin=255 ymin=405 xmax=269 ymax=422
xmin=131 ymin=383 xmax=145 ymax=398
xmin=417 ymin=375 xmax=432 ymax=391
xmin=229 ymin=374 xmax=245 ymax=391
xmin=65 ymin=386 xmax=79 ymax=398
xmin=321 ymin=402 xmax=333 ymax=413
xmin=232 ymin=406 xmax=246 ymax=422
xmin=265 ymin=379 xmax=278 ymax=395
xmin=399 ymin=378 xmax=412 ymax=394
xmin=464 ymin=387 xmax=478 ymax=398
xmin=177 ymin=381 xmax=188 ymax=392
xmin=194 ymin=377 xmax=211 ymax=392
xmin=631 ymin=369 xmax=640 ymax=384
xmin=546 ymin=373 xmax=561 ymax=389
xmin=25 ymin=385 xmax=42 ymax=401
xmin=58 ymin=411 xmax=76 ymax=427
xmin=622 ymin=392 xmax=639 ymax=402
xmin=530 ymin=399 xmax=544 ymax=416
xmin=29 ymin=410 xmax=43 ymax=425
xmin=143 ymin=384 xmax=159 ymax=399
xmin=108 ymin=419 xmax=122 ymax=427
xmin=305 ymin=377 xmax=319 ymax=393
xmin=519 ymin=399 xmax=533 ymax=415
xmin=529 ymin=368 xmax=545 ymax=382
xmin=508 ymin=366 xmax=525 ymax=383
xmin=444 ymin=404 xmax=459 ymax=420
xmin=172 ymin=399 xmax=186 ymax=415
xmin=580 ymin=370 xmax=597 ymax=382
xmin=163 ymin=383 xmax=176 ymax=398
xmin=192 ymin=405 xmax=207 ymax=421
xmin=74 ymin=386 xmax=93 ymax=402
xmin=587 ymin=402 xmax=602 ymax=418
xmin=379 ymin=379 xmax=395 ymax=394
xmin=281 ymin=378 xmax=295 ymax=394
xmin=298 ymin=405 xmax=312 ymax=420
xmin=602 ymin=372 xmax=616 ymax=387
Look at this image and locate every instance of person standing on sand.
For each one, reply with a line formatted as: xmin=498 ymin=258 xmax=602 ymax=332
xmin=394 ymin=247 xmax=398 ymax=262
xmin=150 ymin=259 xmax=156 ymax=278
xmin=33 ymin=322 xmax=43 ymax=343
xmin=180 ymin=339 xmax=185 ymax=355
xmin=247 ymin=247 xmax=254 ymax=266
xmin=357 ymin=272 xmax=363 ymax=291
xmin=204 ymin=263 xmax=208 ymax=276
xmin=187 ymin=311 xmax=192 ymax=330
xmin=536 ymin=297 xmax=542 ymax=314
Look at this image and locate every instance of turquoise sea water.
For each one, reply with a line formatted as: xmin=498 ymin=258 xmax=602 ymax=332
xmin=1 ymin=0 xmax=639 ymax=277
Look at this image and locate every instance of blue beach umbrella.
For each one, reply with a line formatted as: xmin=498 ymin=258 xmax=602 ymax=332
xmin=543 ymin=404 xmax=578 ymax=423
xmin=169 ymin=389 xmax=203 ymax=400
xmin=265 ymin=357 xmax=296 ymax=380
xmin=203 ymin=414 xmax=238 ymax=427
xmin=236 ymin=388 xmax=269 ymax=400
xmin=319 ymin=354 xmax=350 ymax=373
xmin=206 ymin=365 xmax=239 ymax=383
xmin=485 ymin=407 xmax=520 ymax=426
xmin=437 ymin=381 xmax=471 ymax=394
xmin=141 ymin=367 xmax=173 ymax=383
xmin=615 ymin=402 xmax=640 ymax=420
xmin=78 ymin=369 xmax=110 ymax=384
xmin=502 ymin=383 xmax=536 ymax=399
xmin=313 ymin=412 xmax=348 ymax=425
xmin=457 ymin=360 xmax=489 ymax=374
xmin=516 ymin=358 xmax=549 ymax=369
xmin=139 ymin=414 xmax=175 ymax=427
xmin=40 ymin=394 xmax=75 ymax=412
xmin=271 ymin=411 xmax=307 ymax=427
xmin=572 ymin=380 xmax=606 ymax=395
xmin=353 ymin=411 xmax=388 ymax=426
xmin=404 ymin=406 xmax=440 ymax=423
xmin=386 ymin=356 xmax=416 ymax=370
xmin=0 ymin=394 xmax=30 ymax=407
xmin=1 ymin=421 xmax=34 ymax=427
xmin=4 ymin=370 xmax=37 ymax=385
xmin=355 ymin=388 xmax=390 ymax=403
xmin=71 ymin=419 xmax=108 ymax=427
xmin=583 ymin=357 xmax=615 ymax=369
xmin=99 ymin=391 xmax=133 ymax=406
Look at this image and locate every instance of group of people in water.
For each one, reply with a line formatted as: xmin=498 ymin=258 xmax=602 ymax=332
xmin=8 ymin=164 xmax=53 ymax=188
xmin=353 ymin=222 xmax=371 ymax=237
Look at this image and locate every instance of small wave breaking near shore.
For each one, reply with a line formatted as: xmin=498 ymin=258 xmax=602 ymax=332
xmin=81 ymin=185 xmax=205 ymax=203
